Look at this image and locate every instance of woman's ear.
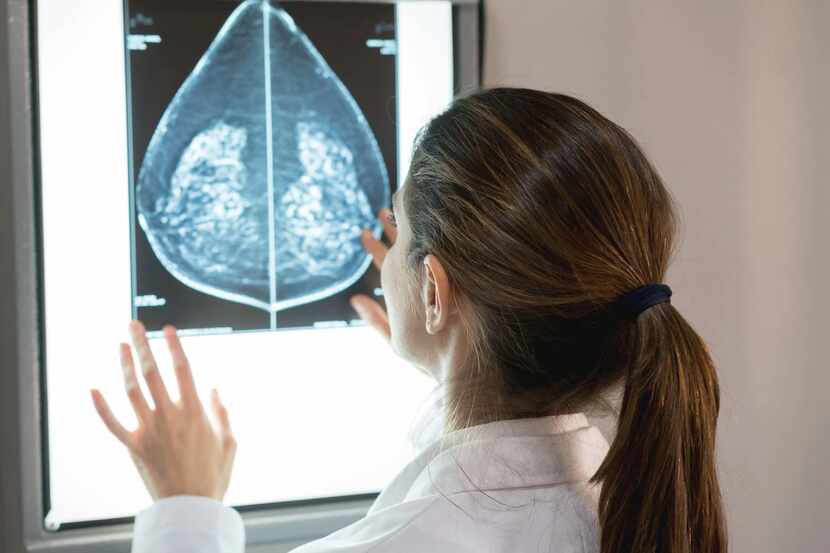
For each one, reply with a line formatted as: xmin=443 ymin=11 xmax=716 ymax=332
xmin=422 ymin=254 xmax=451 ymax=335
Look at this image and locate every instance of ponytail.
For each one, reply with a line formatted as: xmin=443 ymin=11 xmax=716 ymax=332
xmin=591 ymin=304 xmax=728 ymax=553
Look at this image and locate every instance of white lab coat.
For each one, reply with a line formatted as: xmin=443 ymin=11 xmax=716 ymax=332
xmin=131 ymin=412 xmax=610 ymax=553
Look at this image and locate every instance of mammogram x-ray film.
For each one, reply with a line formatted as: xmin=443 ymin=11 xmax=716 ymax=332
xmin=126 ymin=0 xmax=397 ymax=335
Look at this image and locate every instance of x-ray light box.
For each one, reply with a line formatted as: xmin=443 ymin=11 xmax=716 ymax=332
xmin=25 ymin=0 xmax=480 ymax=538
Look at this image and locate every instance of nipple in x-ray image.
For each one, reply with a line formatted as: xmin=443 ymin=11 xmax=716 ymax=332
xmin=126 ymin=0 xmax=397 ymax=336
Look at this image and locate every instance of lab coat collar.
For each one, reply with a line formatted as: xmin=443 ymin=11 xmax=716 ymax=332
xmin=369 ymin=412 xmax=609 ymax=514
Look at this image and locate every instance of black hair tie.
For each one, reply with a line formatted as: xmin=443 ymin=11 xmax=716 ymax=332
xmin=610 ymin=283 xmax=672 ymax=321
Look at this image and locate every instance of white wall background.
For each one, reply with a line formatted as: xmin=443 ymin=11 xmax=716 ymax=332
xmin=481 ymin=1 xmax=829 ymax=551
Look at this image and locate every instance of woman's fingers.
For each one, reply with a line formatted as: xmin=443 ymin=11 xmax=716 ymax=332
xmin=361 ymin=208 xmax=396 ymax=272
xmin=120 ymin=342 xmax=152 ymax=423
xmin=95 ymin=325 xmax=238 ymax=503
xmin=128 ymin=320 xmax=173 ymax=411
xmin=361 ymin=229 xmax=388 ymax=272
xmin=163 ymin=324 xmax=201 ymax=412
xmin=380 ymin=207 xmax=397 ymax=244
xmin=211 ymin=389 xmax=233 ymax=438
xmin=90 ymin=389 xmax=133 ymax=448
xmin=213 ymin=388 xmax=237 ymax=498
xmin=211 ymin=388 xmax=237 ymax=465
xmin=350 ymin=295 xmax=391 ymax=344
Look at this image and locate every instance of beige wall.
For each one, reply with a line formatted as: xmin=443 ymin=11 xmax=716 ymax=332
xmin=482 ymin=1 xmax=829 ymax=551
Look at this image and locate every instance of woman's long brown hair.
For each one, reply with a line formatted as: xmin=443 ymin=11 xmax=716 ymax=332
xmin=403 ymin=88 xmax=727 ymax=553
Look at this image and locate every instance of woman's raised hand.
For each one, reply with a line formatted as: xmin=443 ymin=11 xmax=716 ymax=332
xmin=350 ymin=208 xmax=395 ymax=345
xmin=90 ymin=320 xmax=237 ymax=502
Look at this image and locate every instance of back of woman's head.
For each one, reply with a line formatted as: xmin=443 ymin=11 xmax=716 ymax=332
xmin=404 ymin=87 xmax=727 ymax=553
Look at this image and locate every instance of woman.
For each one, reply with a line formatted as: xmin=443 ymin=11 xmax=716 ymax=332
xmin=91 ymin=88 xmax=727 ymax=553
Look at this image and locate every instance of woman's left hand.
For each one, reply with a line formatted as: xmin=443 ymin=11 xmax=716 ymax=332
xmin=90 ymin=320 xmax=237 ymax=502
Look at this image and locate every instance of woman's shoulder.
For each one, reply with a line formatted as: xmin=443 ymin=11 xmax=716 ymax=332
xmin=289 ymin=482 xmax=601 ymax=553
xmin=287 ymin=495 xmax=441 ymax=553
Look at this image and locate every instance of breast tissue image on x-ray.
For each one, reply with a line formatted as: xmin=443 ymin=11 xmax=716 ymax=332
xmin=127 ymin=0 xmax=397 ymax=335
